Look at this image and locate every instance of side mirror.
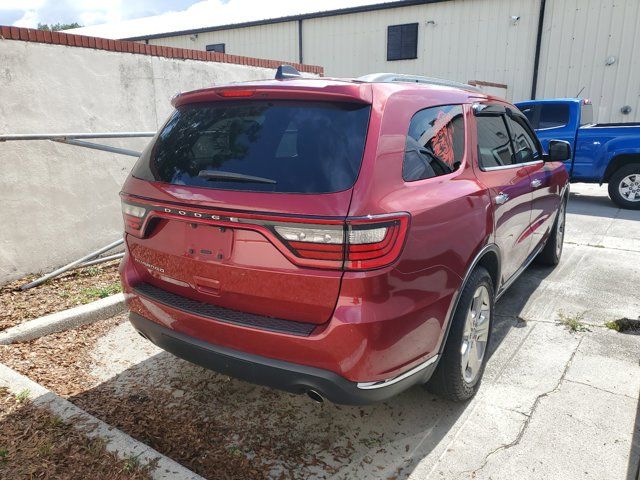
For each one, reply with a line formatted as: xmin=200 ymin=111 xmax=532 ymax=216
xmin=546 ymin=140 xmax=571 ymax=162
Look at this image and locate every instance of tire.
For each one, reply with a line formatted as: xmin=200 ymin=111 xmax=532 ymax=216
xmin=426 ymin=266 xmax=494 ymax=402
xmin=536 ymin=196 xmax=567 ymax=266
xmin=608 ymin=164 xmax=640 ymax=210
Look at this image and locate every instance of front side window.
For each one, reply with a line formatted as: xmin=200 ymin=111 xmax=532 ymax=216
xmin=476 ymin=115 xmax=513 ymax=169
xmin=506 ymin=117 xmax=541 ymax=164
xmin=403 ymin=105 xmax=465 ymax=181
xmin=133 ymin=101 xmax=371 ymax=193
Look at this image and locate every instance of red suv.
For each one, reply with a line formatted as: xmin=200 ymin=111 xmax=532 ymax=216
xmin=119 ymin=69 xmax=570 ymax=404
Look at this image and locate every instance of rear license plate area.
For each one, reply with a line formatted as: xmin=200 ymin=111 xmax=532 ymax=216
xmin=185 ymin=223 xmax=234 ymax=262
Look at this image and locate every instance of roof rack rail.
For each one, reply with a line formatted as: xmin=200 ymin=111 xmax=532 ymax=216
xmin=356 ymin=73 xmax=482 ymax=92
xmin=275 ymin=65 xmax=302 ymax=80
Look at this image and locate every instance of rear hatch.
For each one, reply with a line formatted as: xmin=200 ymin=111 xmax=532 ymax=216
xmin=122 ymin=84 xmax=372 ymax=325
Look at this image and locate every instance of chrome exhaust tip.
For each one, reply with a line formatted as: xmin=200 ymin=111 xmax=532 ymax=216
xmin=307 ymin=389 xmax=324 ymax=403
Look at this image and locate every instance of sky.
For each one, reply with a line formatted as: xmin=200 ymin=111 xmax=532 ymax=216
xmin=0 ymin=0 xmax=388 ymax=39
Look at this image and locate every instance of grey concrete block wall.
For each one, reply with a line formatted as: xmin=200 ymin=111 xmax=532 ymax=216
xmin=0 ymin=40 xmax=276 ymax=283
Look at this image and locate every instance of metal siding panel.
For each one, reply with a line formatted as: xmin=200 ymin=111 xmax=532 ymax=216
xmin=149 ymin=21 xmax=299 ymax=63
xmin=302 ymin=0 xmax=538 ymax=101
xmin=538 ymin=0 xmax=640 ymax=122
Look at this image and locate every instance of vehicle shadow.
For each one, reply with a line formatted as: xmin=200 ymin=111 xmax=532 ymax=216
xmin=64 ymin=266 xmax=555 ymax=480
xmin=567 ymin=190 xmax=619 ymax=218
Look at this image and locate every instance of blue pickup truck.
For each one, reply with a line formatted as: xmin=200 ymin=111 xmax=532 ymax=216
xmin=515 ymin=98 xmax=640 ymax=209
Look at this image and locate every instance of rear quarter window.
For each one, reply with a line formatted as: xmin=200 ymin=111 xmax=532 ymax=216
xmin=403 ymin=105 xmax=465 ymax=182
xmin=132 ymin=101 xmax=371 ymax=194
xmin=539 ymin=103 xmax=570 ymax=129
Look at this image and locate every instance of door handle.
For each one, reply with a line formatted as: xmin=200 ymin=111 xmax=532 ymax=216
xmin=530 ymin=179 xmax=542 ymax=188
xmin=495 ymin=192 xmax=509 ymax=205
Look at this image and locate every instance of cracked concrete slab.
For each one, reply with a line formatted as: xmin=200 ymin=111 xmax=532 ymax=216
xmin=470 ymin=380 xmax=637 ymax=480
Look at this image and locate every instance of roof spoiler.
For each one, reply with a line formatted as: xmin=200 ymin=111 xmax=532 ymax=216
xmin=275 ymin=65 xmax=302 ymax=80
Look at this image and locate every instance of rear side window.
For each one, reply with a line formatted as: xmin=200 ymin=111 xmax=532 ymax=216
xmin=519 ymin=105 xmax=537 ymax=128
xmin=476 ymin=115 xmax=513 ymax=168
xmin=132 ymin=101 xmax=371 ymax=193
xmin=403 ymin=105 xmax=465 ymax=181
xmin=539 ymin=103 xmax=570 ymax=129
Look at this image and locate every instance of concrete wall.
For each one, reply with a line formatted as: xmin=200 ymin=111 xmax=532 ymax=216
xmin=0 ymin=39 xmax=275 ymax=283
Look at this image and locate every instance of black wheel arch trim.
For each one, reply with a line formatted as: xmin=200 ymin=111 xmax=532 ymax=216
xmin=436 ymin=243 xmax=501 ymax=356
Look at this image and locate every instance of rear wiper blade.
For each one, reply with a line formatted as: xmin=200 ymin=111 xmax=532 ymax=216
xmin=197 ymin=170 xmax=277 ymax=184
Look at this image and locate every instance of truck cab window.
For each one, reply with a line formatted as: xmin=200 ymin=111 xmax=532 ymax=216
xmin=539 ymin=104 xmax=570 ymax=129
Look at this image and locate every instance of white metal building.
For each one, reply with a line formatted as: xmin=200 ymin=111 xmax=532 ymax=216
xmin=124 ymin=0 xmax=640 ymax=123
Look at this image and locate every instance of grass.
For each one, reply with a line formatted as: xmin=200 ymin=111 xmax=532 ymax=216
xmin=79 ymin=282 xmax=122 ymax=304
xmin=558 ymin=311 xmax=590 ymax=332
xmin=123 ymin=454 xmax=142 ymax=473
xmin=15 ymin=389 xmax=30 ymax=402
xmin=0 ymin=449 xmax=8 ymax=462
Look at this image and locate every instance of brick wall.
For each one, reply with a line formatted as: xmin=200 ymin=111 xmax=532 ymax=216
xmin=0 ymin=25 xmax=323 ymax=75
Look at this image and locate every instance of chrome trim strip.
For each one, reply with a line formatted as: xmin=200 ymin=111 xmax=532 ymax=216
xmin=356 ymin=354 xmax=439 ymax=390
xmin=481 ymin=160 xmax=543 ymax=171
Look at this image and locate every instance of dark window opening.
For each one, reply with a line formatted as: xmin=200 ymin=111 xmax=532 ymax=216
xmin=132 ymin=101 xmax=371 ymax=194
xmin=506 ymin=117 xmax=541 ymax=164
xmin=403 ymin=105 xmax=465 ymax=181
xmin=206 ymin=43 xmax=225 ymax=53
xmin=519 ymin=106 xmax=536 ymax=128
xmin=387 ymin=23 xmax=418 ymax=61
xmin=476 ymin=115 xmax=514 ymax=169
xmin=538 ymin=103 xmax=570 ymax=129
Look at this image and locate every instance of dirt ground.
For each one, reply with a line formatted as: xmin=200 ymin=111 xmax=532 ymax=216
xmin=0 ymin=315 xmax=356 ymax=479
xmin=0 ymin=386 xmax=150 ymax=480
xmin=0 ymin=261 xmax=122 ymax=332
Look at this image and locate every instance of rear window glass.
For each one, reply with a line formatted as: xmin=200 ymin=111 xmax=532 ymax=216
xmin=132 ymin=101 xmax=371 ymax=193
xmin=539 ymin=103 xmax=570 ymax=129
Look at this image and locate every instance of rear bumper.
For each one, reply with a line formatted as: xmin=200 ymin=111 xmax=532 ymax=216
xmin=129 ymin=312 xmax=438 ymax=405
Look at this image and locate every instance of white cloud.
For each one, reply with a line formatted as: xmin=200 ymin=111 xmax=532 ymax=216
xmin=69 ymin=0 xmax=390 ymax=39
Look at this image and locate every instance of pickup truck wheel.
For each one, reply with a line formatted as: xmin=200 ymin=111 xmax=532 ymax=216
xmin=609 ymin=164 xmax=640 ymax=210
xmin=536 ymin=197 xmax=566 ymax=266
xmin=426 ymin=267 xmax=494 ymax=402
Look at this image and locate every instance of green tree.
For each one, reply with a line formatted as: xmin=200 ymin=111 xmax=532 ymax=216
xmin=37 ymin=22 xmax=82 ymax=32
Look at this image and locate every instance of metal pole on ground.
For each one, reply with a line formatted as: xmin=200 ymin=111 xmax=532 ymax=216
xmin=20 ymin=238 xmax=124 ymax=291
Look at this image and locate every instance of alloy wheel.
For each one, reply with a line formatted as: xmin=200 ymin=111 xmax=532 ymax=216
xmin=460 ymin=285 xmax=491 ymax=384
xmin=619 ymin=174 xmax=640 ymax=202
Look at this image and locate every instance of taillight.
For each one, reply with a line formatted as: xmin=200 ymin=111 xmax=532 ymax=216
xmin=121 ymin=200 xmax=148 ymax=237
xmin=271 ymin=213 xmax=409 ymax=271
xmin=345 ymin=215 xmax=409 ymax=270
